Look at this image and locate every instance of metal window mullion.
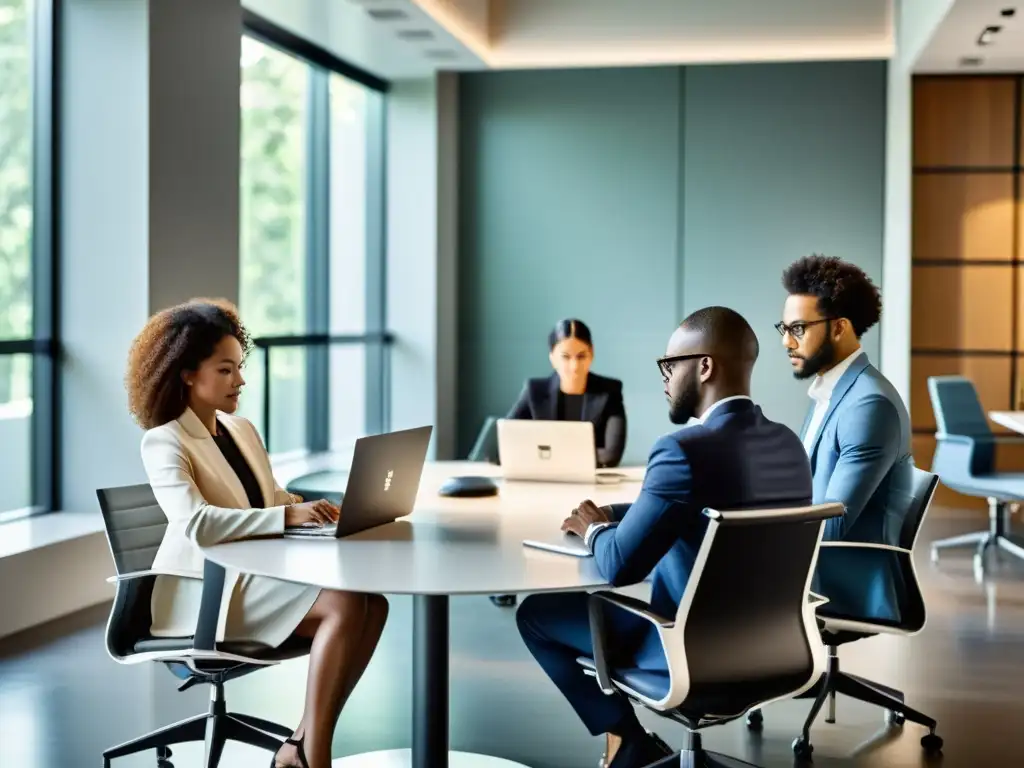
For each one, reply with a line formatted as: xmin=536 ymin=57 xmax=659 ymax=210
xmin=364 ymin=94 xmax=387 ymax=435
xmin=305 ymin=67 xmax=330 ymax=453
xmin=30 ymin=0 xmax=61 ymax=512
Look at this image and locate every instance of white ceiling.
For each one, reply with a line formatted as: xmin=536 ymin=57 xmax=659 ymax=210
xmin=480 ymin=0 xmax=893 ymax=69
xmin=244 ymin=0 xmax=895 ymax=81
xmin=242 ymin=0 xmax=488 ymax=79
xmin=916 ymin=0 xmax=1024 ymax=72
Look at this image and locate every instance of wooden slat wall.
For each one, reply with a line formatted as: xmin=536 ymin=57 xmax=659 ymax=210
xmin=912 ymin=75 xmax=1023 ymax=510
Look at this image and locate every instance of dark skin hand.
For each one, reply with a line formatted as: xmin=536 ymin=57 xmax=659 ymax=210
xmin=561 ymin=499 xmax=612 ymax=538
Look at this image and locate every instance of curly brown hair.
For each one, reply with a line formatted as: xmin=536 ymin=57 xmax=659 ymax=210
xmin=126 ymin=298 xmax=253 ymax=429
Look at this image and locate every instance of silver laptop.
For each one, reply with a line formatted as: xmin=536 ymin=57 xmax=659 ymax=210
xmin=496 ymin=419 xmax=623 ymax=484
xmin=286 ymin=425 xmax=433 ymax=538
xmin=522 ymin=532 xmax=592 ymax=558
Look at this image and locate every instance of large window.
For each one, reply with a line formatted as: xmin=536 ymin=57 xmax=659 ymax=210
xmin=0 ymin=0 xmax=57 ymax=521
xmin=239 ymin=36 xmax=310 ymax=454
xmin=239 ymin=16 xmax=388 ymax=456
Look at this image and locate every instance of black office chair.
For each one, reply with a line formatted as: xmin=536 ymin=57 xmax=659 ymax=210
xmin=98 ymin=484 xmax=312 ymax=768
xmin=467 ymin=415 xmax=500 ymax=463
xmin=927 ymin=375 xmax=1024 ymax=573
xmin=577 ymin=502 xmax=843 ymax=767
xmin=746 ymin=467 xmax=943 ymax=759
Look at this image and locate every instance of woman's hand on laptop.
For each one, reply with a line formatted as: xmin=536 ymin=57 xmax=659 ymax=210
xmin=285 ymin=499 xmax=340 ymax=528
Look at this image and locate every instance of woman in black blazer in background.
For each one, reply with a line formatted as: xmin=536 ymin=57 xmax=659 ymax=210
xmin=507 ymin=318 xmax=627 ymax=468
xmin=490 ymin=319 xmax=627 ymax=607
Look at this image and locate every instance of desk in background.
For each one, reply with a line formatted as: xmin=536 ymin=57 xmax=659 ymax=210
xmin=990 ymin=411 xmax=1024 ymax=434
xmin=201 ymin=461 xmax=645 ymax=768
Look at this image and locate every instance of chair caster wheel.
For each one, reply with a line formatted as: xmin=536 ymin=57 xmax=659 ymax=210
xmin=157 ymin=761 xmax=173 ymax=768
xmin=490 ymin=594 xmax=517 ymax=607
xmin=921 ymin=733 xmax=943 ymax=754
xmin=886 ymin=709 xmax=906 ymax=726
xmin=745 ymin=709 xmax=763 ymax=730
xmin=792 ymin=737 xmax=813 ymax=759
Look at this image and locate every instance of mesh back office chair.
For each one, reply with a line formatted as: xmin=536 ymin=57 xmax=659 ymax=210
xmin=927 ymin=376 xmax=1024 ymax=573
xmin=747 ymin=468 xmax=943 ymax=759
xmin=577 ymin=503 xmax=843 ymax=767
xmin=98 ymin=484 xmax=312 ymax=768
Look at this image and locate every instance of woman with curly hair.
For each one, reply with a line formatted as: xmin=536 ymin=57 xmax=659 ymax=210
xmin=127 ymin=298 xmax=387 ymax=768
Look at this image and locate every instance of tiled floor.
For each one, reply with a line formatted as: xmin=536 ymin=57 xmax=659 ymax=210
xmin=2 ymin=513 xmax=1024 ymax=767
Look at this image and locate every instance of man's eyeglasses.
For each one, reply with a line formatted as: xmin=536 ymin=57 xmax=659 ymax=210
xmin=774 ymin=318 xmax=831 ymax=340
xmin=657 ymin=353 xmax=709 ymax=381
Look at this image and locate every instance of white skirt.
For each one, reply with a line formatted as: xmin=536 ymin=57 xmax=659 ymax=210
xmin=150 ymin=573 xmax=321 ymax=649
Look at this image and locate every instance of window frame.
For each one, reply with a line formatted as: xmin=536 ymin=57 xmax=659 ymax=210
xmin=241 ymin=11 xmax=391 ymax=455
xmin=0 ymin=0 xmax=61 ymax=523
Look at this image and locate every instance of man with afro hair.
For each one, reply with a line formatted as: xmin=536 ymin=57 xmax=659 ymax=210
xmin=778 ymin=254 xmax=912 ymax=621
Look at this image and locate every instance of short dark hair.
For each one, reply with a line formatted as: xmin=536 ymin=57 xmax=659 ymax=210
xmin=548 ymin=318 xmax=593 ymax=350
xmin=126 ymin=298 xmax=252 ymax=429
xmin=681 ymin=306 xmax=759 ymax=363
xmin=782 ymin=254 xmax=881 ymax=338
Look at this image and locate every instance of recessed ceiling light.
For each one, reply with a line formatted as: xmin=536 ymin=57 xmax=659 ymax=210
xmin=367 ymin=9 xmax=408 ymax=21
xmin=978 ymin=25 xmax=1002 ymax=45
xmin=397 ymin=29 xmax=435 ymax=41
xmin=425 ymin=50 xmax=457 ymax=60
xmin=960 ymin=56 xmax=984 ymax=67
xmin=1001 ymin=8 xmax=1016 ymax=17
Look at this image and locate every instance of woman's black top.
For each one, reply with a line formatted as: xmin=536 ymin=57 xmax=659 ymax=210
xmin=557 ymin=393 xmax=585 ymax=423
xmin=212 ymin=420 xmax=265 ymax=508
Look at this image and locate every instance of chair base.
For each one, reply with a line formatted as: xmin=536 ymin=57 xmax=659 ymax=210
xmin=930 ymin=499 xmax=1024 ymax=580
xmin=646 ymin=733 xmax=760 ymax=767
xmin=745 ymin=647 xmax=943 ymax=758
xmin=102 ymin=682 xmax=288 ymax=767
xmin=792 ymin=647 xmax=942 ymax=758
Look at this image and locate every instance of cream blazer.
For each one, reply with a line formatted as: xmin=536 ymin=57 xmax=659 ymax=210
xmin=140 ymin=407 xmax=297 ymax=638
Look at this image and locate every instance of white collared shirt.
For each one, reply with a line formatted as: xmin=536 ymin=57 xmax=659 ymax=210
xmin=583 ymin=395 xmax=753 ymax=549
xmin=697 ymin=394 xmax=752 ymax=424
xmin=802 ymin=348 xmax=864 ymax=454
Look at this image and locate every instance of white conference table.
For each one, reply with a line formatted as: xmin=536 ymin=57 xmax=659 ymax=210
xmin=989 ymin=411 xmax=1024 ymax=434
xmin=200 ymin=461 xmax=647 ymax=768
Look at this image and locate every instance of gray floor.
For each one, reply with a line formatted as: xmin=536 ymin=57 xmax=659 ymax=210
xmin=2 ymin=514 xmax=1024 ymax=768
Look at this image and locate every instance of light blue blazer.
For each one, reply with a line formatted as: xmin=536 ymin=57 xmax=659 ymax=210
xmin=802 ymin=352 xmax=914 ymax=623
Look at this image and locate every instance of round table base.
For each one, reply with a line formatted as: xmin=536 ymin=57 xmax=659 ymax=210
xmin=332 ymin=749 xmax=529 ymax=767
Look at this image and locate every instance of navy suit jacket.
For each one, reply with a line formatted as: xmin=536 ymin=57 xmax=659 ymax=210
xmin=802 ymin=353 xmax=914 ymax=623
xmin=590 ymin=398 xmax=812 ymax=669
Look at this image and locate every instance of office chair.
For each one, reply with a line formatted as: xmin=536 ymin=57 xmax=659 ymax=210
xmin=467 ymin=415 xmax=499 ymax=463
xmin=97 ymin=484 xmax=312 ymax=768
xmin=927 ymin=375 xmax=1024 ymax=573
xmin=577 ymin=502 xmax=843 ymax=767
xmin=746 ymin=468 xmax=943 ymax=759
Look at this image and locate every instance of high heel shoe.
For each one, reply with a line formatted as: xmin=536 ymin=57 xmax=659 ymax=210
xmin=270 ymin=735 xmax=310 ymax=768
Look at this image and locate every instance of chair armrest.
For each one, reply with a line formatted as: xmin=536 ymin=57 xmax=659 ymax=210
xmin=109 ymin=563 xmax=225 ymax=651
xmin=193 ymin=559 xmax=228 ymax=652
xmin=105 ymin=569 xmax=201 ymax=584
xmin=819 ymin=542 xmax=911 ymax=554
xmin=592 ymin=591 xmax=674 ymax=628
xmin=587 ymin=591 xmax=673 ymax=696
